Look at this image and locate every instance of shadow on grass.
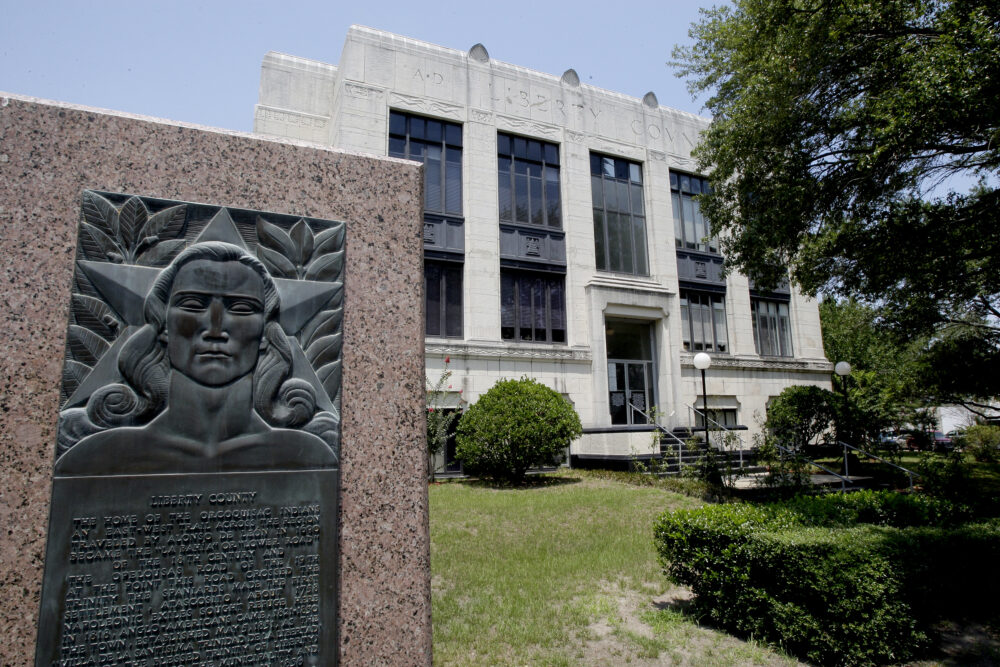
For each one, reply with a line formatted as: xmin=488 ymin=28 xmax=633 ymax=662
xmin=652 ymin=596 xmax=697 ymax=616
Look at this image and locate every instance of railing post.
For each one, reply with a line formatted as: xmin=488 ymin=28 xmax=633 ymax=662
xmin=843 ymin=441 xmax=850 ymax=479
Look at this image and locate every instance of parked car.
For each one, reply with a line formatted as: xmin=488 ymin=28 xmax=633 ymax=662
xmin=933 ymin=431 xmax=954 ymax=451
xmin=899 ymin=430 xmax=932 ymax=451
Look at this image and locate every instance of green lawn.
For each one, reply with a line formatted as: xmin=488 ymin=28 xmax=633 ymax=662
xmin=429 ymin=472 xmax=799 ymax=666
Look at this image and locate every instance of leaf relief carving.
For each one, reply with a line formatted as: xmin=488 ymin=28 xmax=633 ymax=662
xmin=71 ymin=294 xmax=121 ymax=339
xmin=67 ymin=325 xmax=110 ymax=367
xmin=61 ymin=360 xmax=93 ymax=406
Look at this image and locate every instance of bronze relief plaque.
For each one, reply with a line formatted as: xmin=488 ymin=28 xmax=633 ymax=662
xmin=36 ymin=192 xmax=344 ymax=666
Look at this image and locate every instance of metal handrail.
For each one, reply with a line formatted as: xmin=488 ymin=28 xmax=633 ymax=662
xmin=628 ymin=404 xmax=690 ymax=471
xmin=773 ymin=442 xmax=854 ymax=493
xmin=837 ymin=441 xmax=921 ymax=490
xmin=688 ymin=405 xmax=746 ymax=469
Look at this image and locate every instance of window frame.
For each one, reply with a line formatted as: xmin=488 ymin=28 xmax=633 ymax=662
xmin=500 ymin=269 xmax=567 ymax=344
xmin=694 ymin=408 xmax=739 ymax=429
xmin=388 ymin=110 xmax=463 ymax=218
xmin=425 ymin=259 xmax=463 ymax=339
xmin=497 ymin=133 xmax=562 ymax=229
xmin=750 ymin=296 xmax=793 ymax=357
xmin=590 ymin=153 xmax=648 ymax=276
xmin=680 ymin=289 xmax=729 ymax=353
xmin=671 ymin=171 xmax=717 ymax=254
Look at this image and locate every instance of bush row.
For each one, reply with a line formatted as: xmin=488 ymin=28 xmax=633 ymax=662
xmin=653 ymin=491 xmax=1000 ymax=665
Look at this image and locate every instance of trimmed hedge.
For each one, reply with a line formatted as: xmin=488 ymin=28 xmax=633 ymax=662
xmin=654 ymin=491 xmax=1000 ymax=665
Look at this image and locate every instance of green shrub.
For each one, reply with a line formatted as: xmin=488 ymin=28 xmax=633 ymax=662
xmin=456 ymin=377 xmax=582 ymax=484
xmin=765 ymin=385 xmax=837 ymax=449
xmin=959 ymin=424 xmax=1000 ymax=462
xmin=653 ymin=492 xmax=998 ymax=665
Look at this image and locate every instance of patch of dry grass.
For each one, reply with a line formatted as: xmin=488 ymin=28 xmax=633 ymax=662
xmin=429 ymin=472 xmax=798 ymax=666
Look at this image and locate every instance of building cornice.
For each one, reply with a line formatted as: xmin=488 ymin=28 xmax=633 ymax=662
xmin=426 ymin=340 xmax=592 ymax=362
xmin=680 ymin=353 xmax=833 ymax=373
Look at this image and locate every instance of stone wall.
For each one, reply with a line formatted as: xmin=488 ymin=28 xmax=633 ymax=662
xmin=0 ymin=93 xmax=430 ymax=666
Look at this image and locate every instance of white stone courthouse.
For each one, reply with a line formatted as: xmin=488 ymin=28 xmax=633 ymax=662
xmin=254 ymin=26 xmax=832 ymax=469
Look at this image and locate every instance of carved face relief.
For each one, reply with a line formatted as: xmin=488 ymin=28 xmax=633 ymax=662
xmin=165 ymin=259 xmax=266 ymax=387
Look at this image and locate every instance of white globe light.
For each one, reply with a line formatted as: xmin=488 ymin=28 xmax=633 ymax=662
xmin=834 ymin=361 xmax=852 ymax=376
xmin=693 ymin=352 xmax=712 ymax=370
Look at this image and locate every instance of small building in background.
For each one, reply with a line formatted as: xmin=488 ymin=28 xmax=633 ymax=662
xmin=253 ymin=26 xmax=832 ymax=471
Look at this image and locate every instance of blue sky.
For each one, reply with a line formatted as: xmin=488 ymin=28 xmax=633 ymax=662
xmin=1 ymin=0 xmax=714 ymax=133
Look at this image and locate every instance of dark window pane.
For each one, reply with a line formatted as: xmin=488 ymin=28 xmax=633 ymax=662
xmin=425 ymin=263 xmax=441 ymax=337
xmin=545 ymin=169 xmax=561 ymax=227
xmin=426 ymin=119 xmax=442 ymax=142
xmin=616 ymin=181 xmax=630 ymax=214
xmin=591 ymin=153 xmax=602 ymax=175
xmin=425 ymin=144 xmax=442 ymax=213
xmin=633 ymin=216 xmax=647 ymax=275
xmin=388 ymin=137 xmax=406 ymax=159
xmin=410 ymin=116 xmax=426 ymax=140
xmin=514 ymin=163 xmax=529 ymax=223
xmin=631 ymin=183 xmax=644 ymax=215
xmin=550 ymin=280 xmax=565 ymax=332
xmin=607 ymin=211 xmax=622 ymax=272
xmin=544 ymin=143 xmax=559 ymax=165
xmin=594 ymin=210 xmax=607 ymax=272
xmin=445 ymin=147 xmax=462 ymax=215
xmin=446 ymin=123 xmax=462 ymax=147
xmin=604 ymin=178 xmax=618 ymax=209
xmin=529 ymin=163 xmax=543 ymax=225
xmin=591 ymin=175 xmax=603 ymax=208
xmin=527 ymin=139 xmax=542 ymax=162
xmin=615 ymin=159 xmax=629 ymax=180
xmin=501 ymin=272 xmax=515 ymax=339
xmin=445 ymin=265 xmax=462 ymax=337
xmin=498 ymin=157 xmax=512 ymax=221
xmin=389 ymin=111 xmax=406 ymax=136
xmin=514 ymin=136 xmax=528 ymax=159
xmin=497 ymin=133 xmax=511 ymax=156
xmin=618 ymin=211 xmax=634 ymax=274
xmin=670 ymin=172 xmax=678 ymax=189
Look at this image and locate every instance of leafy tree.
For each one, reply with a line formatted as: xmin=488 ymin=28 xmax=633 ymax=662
xmin=674 ymin=0 xmax=1000 ymax=417
xmin=456 ymin=377 xmax=582 ymax=485
xmin=819 ymin=298 xmax=929 ymax=443
xmin=956 ymin=424 xmax=1000 ymax=463
xmin=765 ymin=384 xmax=837 ymax=449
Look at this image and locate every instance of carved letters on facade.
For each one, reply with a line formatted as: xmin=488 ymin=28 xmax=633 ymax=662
xmin=54 ymin=191 xmax=344 ymax=474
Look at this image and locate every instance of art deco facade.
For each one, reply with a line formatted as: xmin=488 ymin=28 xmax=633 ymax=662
xmin=253 ymin=26 xmax=832 ymax=468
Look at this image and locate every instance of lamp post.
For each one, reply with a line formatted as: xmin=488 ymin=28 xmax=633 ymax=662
xmin=694 ymin=353 xmax=712 ymax=447
xmin=835 ymin=361 xmax=852 ymax=476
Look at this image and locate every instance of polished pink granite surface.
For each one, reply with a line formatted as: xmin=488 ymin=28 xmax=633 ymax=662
xmin=0 ymin=94 xmax=430 ymax=666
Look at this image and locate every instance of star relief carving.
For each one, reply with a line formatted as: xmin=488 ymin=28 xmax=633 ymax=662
xmin=67 ymin=205 xmax=344 ymax=414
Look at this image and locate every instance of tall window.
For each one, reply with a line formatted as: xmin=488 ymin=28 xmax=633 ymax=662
xmin=672 ymin=172 xmax=716 ymax=253
xmin=388 ymin=111 xmax=463 ymax=216
xmin=680 ymin=290 xmax=729 ymax=353
xmin=498 ymin=134 xmax=561 ymax=228
xmin=591 ymin=154 xmax=647 ymax=275
xmin=751 ymin=298 xmax=793 ymax=357
xmin=500 ymin=271 xmax=566 ymax=343
xmin=390 ymin=110 xmax=464 ymax=338
xmin=425 ymin=261 xmax=462 ymax=338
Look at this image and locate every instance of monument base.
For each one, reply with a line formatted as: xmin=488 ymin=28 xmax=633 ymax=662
xmin=36 ymin=469 xmax=338 ymax=667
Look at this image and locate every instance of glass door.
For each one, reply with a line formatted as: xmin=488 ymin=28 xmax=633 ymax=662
xmin=605 ymin=319 xmax=656 ymax=425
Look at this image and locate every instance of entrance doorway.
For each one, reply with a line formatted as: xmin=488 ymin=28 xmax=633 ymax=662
xmin=605 ymin=320 xmax=655 ymax=425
